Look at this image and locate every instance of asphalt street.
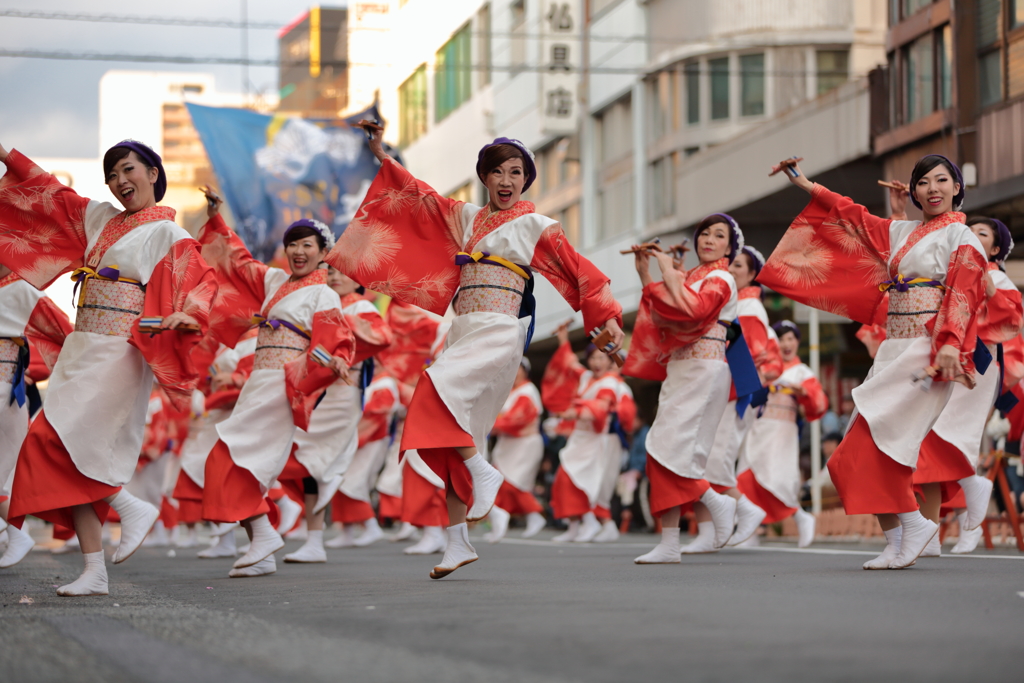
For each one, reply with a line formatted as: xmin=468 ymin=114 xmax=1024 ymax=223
xmin=1 ymin=530 xmax=1022 ymax=683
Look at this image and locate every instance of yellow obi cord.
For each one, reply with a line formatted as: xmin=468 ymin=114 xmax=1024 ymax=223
xmin=878 ymin=274 xmax=946 ymax=293
xmin=70 ymin=266 xmax=143 ymax=307
xmin=455 ymin=251 xmax=531 ymax=280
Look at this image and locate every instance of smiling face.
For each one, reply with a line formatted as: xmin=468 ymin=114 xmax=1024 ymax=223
xmin=779 ymin=330 xmax=799 ymax=361
xmin=106 ymin=151 xmax=159 ymax=213
xmin=729 ymin=252 xmax=755 ymax=289
xmin=587 ymin=348 xmax=613 ymax=375
xmin=913 ymin=164 xmax=961 ymax=218
xmin=327 ymin=266 xmax=359 ymax=297
xmin=969 ymin=222 xmax=1001 ymax=261
xmin=485 ymin=157 xmax=526 ymax=211
xmin=696 ymin=222 xmax=730 ymax=264
xmin=285 ymin=235 xmax=328 ymax=278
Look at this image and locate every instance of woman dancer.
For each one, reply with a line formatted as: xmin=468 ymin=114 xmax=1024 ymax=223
xmin=198 ymin=201 xmax=356 ymax=578
xmin=737 ymin=320 xmax=827 ymax=548
xmin=543 ymin=330 xmax=620 ymax=543
xmin=0 ymin=140 xmax=217 ymax=595
xmin=328 ymin=127 xmax=623 ymax=578
xmin=913 ymin=217 xmax=1021 ymax=556
xmin=0 ymin=267 xmax=73 ymax=568
xmin=759 ymin=155 xmax=987 ymax=569
xmin=694 ymin=245 xmax=783 ymax=551
xmin=625 ymin=216 xmax=744 ymax=564
xmin=278 ymin=266 xmax=392 ymax=563
xmin=485 ymin=358 xmax=547 ymax=543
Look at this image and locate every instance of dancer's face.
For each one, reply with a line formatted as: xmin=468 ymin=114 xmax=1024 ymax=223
xmin=969 ymin=223 xmax=1001 ymax=260
xmin=485 ymin=158 xmax=525 ymax=211
xmin=327 ymin=266 xmax=359 ymax=297
xmin=285 ymin=236 xmax=327 ymax=278
xmin=106 ymin=151 xmax=158 ymax=213
xmin=696 ymin=223 xmax=730 ymax=264
xmin=587 ymin=349 xmax=613 ymax=374
xmin=729 ymin=253 xmax=755 ymax=289
xmin=913 ymin=164 xmax=960 ymax=218
xmin=779 ymin=331 xmax=799 ymax=360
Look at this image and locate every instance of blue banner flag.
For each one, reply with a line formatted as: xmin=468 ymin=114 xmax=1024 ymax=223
xmin=186 ymin=101 xmax=399 ymax=262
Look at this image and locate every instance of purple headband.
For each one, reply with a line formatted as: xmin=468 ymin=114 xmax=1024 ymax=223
xmin=697 ymin=213 xmax=745 ymax=263
xmin=741 ymin=245 xmax=766 ymax=279
xmin=909 ymin=154 xmax=965 ymax=212
xmin=476 ymin=137 xmax=537 ymax=192
xmin=969 ymin=217 xmax=1014 ymax=263
xmin=107 ymin=140 xmax=166 ymax=203
xmin=284 ymin=218 xmax=336 ymax=250
xmin=772 ymin=320 xmax=801 ymax=341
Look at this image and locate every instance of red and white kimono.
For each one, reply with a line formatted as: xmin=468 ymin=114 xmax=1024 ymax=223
xmin=0 ymin=274 xmax=72 ymax=499
xmin=172 ymin=333 xmax=258 ymax=523
xmin=196 ymin=214 xmax=355 ymax=523
xmin=705 ymin=286 xmax=783 ymax=490
xmin=543 ymin=343 xmax=620 ymax=519
xmin=915 ymin=262 xmax=1023 ymax=500
xmin=332 ymin=371 xmax=401 ymax=524
xmin=0 ymin=150 xmax=217 ymax=530
xmin=737 ymin=358 xmax=828 ymax=522
xmin=491 ymin=378 xmax=544 ymax=516
xmin=327 ymin=158 xmax=620 ymax=506
xmin=623 ymin=259 xmax=737 ymax=517
xmin=595 ymin=377 xmax=635 ymax=520
xmin=279 ymin=293 xmax=392 ymax=513
xmin=759 ymin=184 xmax=987 ymax=514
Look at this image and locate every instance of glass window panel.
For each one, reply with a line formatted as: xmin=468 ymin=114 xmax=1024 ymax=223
xmin=939 ymin=25 xmax=952 ymax=109
xmin=710 ymin=57 xmax=730 ymax=120
xmin=906 ymin=33 xmax=934 ymax=122
xmin=978 ymin=0 xmax=1001 ymax=48
xmin=435 ymin=24 xmax=472 ymax=123
xmin=979 ymin=50 xmax=1003 ymax=107
xmin=1015 ymin=0 xmax=1024 ymax=28
xmin=816 ymin=50 xmax=850 ymax=95
xmin=740 ymin=53 xmax=765 ymax=116
xmin=399 ymin=65 xmax=428 ymax=147
xmin=685 ymin=62 xmax=700 ymax=125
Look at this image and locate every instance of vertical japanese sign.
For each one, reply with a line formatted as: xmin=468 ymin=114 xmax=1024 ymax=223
xmin=540 ymin=0 xmax=581 ymax=135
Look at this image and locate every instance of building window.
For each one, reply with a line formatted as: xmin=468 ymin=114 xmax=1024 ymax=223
xmin=904 ymin=32 xmax=934 ymax=122
xmin=597 ymin=175 xmax=633 ymax=242
xmin=979 ymin=50 xmax=1003 ymax=107
xmin=560 ymin=203 xmax=580 ymax=245
xmin=399 ymin=65 xmax=428 ymax=147
xmin=435 ymin=24 xmax=472 ymax=123
xmin=596 ymin=95 xmax=633 ymax=163
xmin=709 ymin=57 xmax=730 ymax=120
xmin=648 ymin=71 xmax=676 ymax=140
xmin=477 ymin=4 xmax=492 ymax=88
xmin=1014 ymin=0 xmax=1024 ymax=28
xmin=649 ymin=153 xmax=677 ymax=220
xmin=900 ymin=0 xmax=932 ymax=19
xmin=740 ymin=53 xmax=765 ymax=116
xmin=816 ymin=50 xmax=849 ymax=95
xmin=938 ymin=25 xmax=952 ymax=109
xmin=511 ymin=0 xmax=527 ymax=75
xmin=978 ymin=0 xmax=1001 ymax=48
xmin=685 ymin=61 xmax=700 ymax=125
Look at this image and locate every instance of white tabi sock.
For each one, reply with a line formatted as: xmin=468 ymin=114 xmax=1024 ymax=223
xmin=57 ymin=551 xmax=108 ymax=596
xmin=229 ymin=553 xmax=277 ymax=578
xmin=635 ymin=527 xmax=682 ymax=564
xmin=464 ymin=454 xmax=504 ymax=521
xmin=430 ymin=523 xmax=478 ymax=579
xmin=574 ymin=511 xmax=602 ymax=543
xmin=551 ymin=519 xmax=580 ymax=543
xmin=951 ymin=513 xmax=983 ymax=554
xmin=593 ymin=519 xmax=620 ymax=543
xmin=699 ymin=488 xmax=738 ymax=548
xmin=404 ymin=526 xmax=446 ymax=555
xmin=485 ymin=506 xmax=511 ymax=544
xmin=284 ymin=529 xmax=326 ymax=563
xmin=957 ymin=475 xmax=993 ymax=531
xmin=233 ymin=515 xmax=284 ymax=569
xmin=522 ymin=512 xmax=546 ymax=538
xmin=864 ymin=525 xmax=902 ymax=570
xmin=197 ymin=528 xmax=237 ymax=558
xmin=727 ymin=495 xmax=766 ymax=547
xmin=889 ymin=511 xmax=938 ymax=569
xmin=0 ymin=522 xmax=36 ymax=568
xmin=793 ymin=508 xmax=816 ymax=548
xmin=353 ymin=518 xmax=384 ymax=547
xmin=390 ymin=521 xmax=419 ymax=542
xmin=325 ymin=524 xmax=357 ymax=549
xmin=681 ymin=521 xmax=718 ymax=554
xmin=109 ymin=490 xmax=160 ymax=564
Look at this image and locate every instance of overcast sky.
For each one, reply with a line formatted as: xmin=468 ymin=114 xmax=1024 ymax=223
xmin=1 ymin=0 xmax=332 ymax=159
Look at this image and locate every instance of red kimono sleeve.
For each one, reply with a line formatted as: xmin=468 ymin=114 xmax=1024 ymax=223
xmin=758 ymin=184 xmax=893 ymax=325
xmin=0 ymin=150 xmax=91 ymax=289
xmin=541 ymin=342 xmax=586 ymax=414
xmin=855 ymin=292 xmax=889 ymax=359
xmin=286 ymin=308 xmax=357 ymax=431
xmin=531 ymin=224 xmax=623 ymax=333
xmin=325 ymin=158 xmax=464 ymax=316
xmin=623 ymin=276 xmax=731 ymax=382
xmin=25 ymin=295 xmax=73 ymax=375
xmin=978 ymin=284 xmax=1023 ymax=345
xmin=198 ymin=214 xmax=269 ymax=348
xmin=1001 ymin=335 xmax=1024 ymax=393
xmin=348 ymin=310 xmax=393 ymax=365
xmin=357 ymin=388 xmax=396 ymax=447
xmin=128 ymin=239 xmax=218 ymax=412
xmin=576 ymin=387 xmax=617 ymax=433
xmin=798 ymin=376 xmax=829 ymax=422
xmin=616 ymin=391 xmax=637 ymax=435
xmin=493 ymin=393 xmax=541 ymax=437
xmin=928 ymin=244 xmax=988 ymax=374
xmin=738 ymin=315 xmax=782 ymax=383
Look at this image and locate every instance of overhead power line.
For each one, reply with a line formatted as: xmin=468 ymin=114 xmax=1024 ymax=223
xmin=0 ymin=8 xmax=281 ymax=29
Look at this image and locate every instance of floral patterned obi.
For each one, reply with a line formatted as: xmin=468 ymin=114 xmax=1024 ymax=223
xmin=254 ymin=323 xmax=310 ymax=370
xmin=76 ymin=278 xmax=146 ymax=337
xmin=670 ymin=322 xmax=728 ymax=362
xmin=0 ymin=338 xmax=20 ymax=384
xmin=454 ymin=262 xmax=525 ymax=318
xmin=764 ymin=388 xmax=798 ymax=422
xmin=886 ymin=286 xmax=944 ymax=340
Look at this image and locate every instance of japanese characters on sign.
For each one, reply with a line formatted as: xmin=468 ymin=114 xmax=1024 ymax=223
xmin=540 ymin=1 xmax=581 ymax=135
